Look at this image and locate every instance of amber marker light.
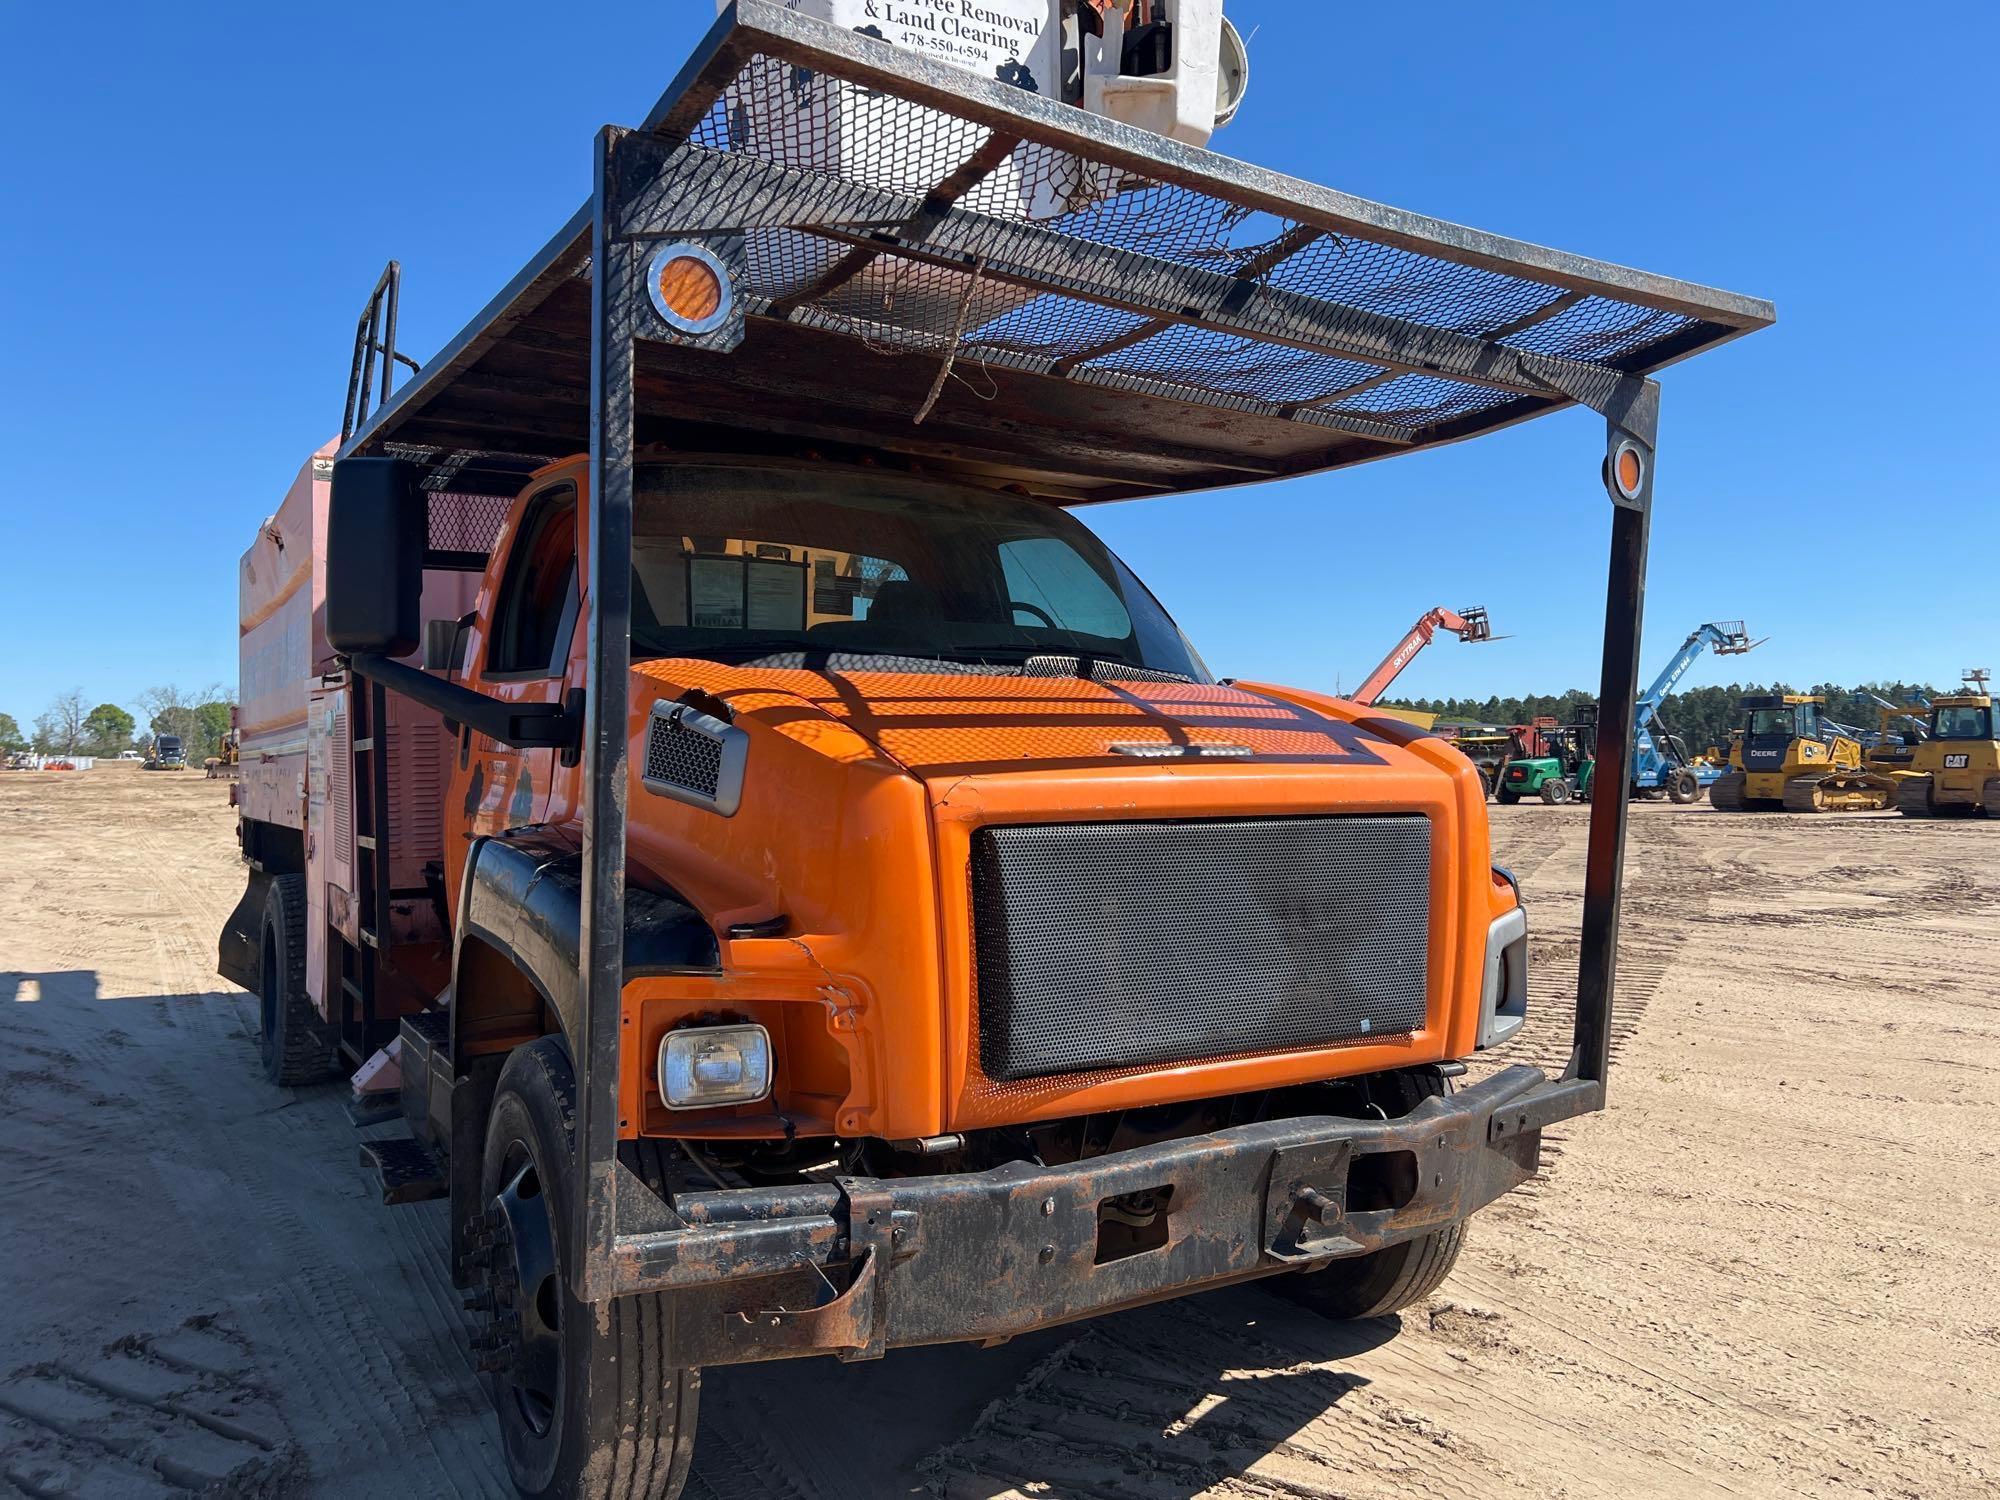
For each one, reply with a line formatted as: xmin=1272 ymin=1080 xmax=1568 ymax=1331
xmin=647 ymin=242 xmax=732 ymax=335
xmin=1609 ymin=438 xmax=1647 ymax=500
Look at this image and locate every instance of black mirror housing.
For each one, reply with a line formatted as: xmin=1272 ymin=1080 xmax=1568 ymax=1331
xmin=327 ymin=457 xmax=424 ymax=657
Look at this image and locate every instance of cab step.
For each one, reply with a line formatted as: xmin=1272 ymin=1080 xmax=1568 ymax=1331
xmin=346 ymin=1095 xmax=402 ymax=1129
xmin=360 ymin=1135 xmax=448 ymax=1205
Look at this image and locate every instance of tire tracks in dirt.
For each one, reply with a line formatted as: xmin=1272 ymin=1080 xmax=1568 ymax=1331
xmin=0 ymin=1315 xmax=301 ymax=1498
xmin=9 ymin=762 xmax=1996 ymax=1499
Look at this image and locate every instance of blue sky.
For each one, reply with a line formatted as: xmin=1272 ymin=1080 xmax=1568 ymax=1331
xmin=3 ymin=2 xmax=1994 ymax=727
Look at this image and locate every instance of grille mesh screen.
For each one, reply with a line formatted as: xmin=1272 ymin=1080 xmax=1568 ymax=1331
xmin=644 ymin=714 xmax=724 ymax=799
xmin=972 ymin=816 xmax=1431 ymax=1081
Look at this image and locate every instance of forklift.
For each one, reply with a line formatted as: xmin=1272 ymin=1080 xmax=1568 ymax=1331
xmin=1497 ymin=708 xmax=1599 ymax=804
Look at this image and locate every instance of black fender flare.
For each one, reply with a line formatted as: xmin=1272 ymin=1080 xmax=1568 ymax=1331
xmin=451 ymin=829 xmax=720 ymax=1059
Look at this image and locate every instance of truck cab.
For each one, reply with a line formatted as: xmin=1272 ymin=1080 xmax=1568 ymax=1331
xmin=437 ymin=452 xmax=1521 ymax=1147
xmin=148 ymin=735 xmax=186 ymax=770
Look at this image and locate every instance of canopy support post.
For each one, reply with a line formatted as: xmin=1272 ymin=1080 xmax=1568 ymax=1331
xmin=578 ymin=125 xmax=638 ymax=1303
xmin=1558 ymin=375 xmax=1658 ymax=1093
xmin=1516 ymin=359 xmax=1660 ymax=1095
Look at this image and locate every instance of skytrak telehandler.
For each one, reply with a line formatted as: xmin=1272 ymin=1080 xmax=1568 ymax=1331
xmin=1708 ymin=694 xmax=1894 ymax=812
xmin=1895 ymin=691 xmax=2000 ymax=816
xmin=1350 ymin=606 xmax=1495 ymax=708
xmin=216 ymin=7 xmax=1770 ymax=1495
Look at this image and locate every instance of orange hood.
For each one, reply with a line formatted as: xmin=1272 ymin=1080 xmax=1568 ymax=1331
xmin=639 ymin=659 xmax=1429 ymax=781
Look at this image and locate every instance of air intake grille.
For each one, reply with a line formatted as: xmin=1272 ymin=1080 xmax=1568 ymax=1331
xmin=972 ymin=816 xmax=1431 ymax=1081
xmin=645 ymin=713 xmax=723 ymax=799
xmin=640 ymin=701 xmax=747 ymax=817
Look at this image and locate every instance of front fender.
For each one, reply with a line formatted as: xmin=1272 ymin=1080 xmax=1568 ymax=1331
xmin=453 ymin=829 xmax=720 ymax=1056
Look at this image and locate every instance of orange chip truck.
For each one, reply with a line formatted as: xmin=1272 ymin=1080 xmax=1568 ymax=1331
xmin=220 ymin=5 xmax=1772 ymax=1495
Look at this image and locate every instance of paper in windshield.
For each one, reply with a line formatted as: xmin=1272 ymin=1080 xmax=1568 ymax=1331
xmin=747 ymin=560 xmax=805 ymax=632
xmin=690 ymin=558 xmax=745 ymax=630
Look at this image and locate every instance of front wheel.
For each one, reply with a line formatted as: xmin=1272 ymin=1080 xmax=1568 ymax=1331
xmin=1273 ymin=1069 xmax=1465 ymax=1319
xmin=472 ymin=1039 xmax=699 ymax=1500
xmin=1495 ymin=785 xmax=1519 ymax=806
xmin=1278 ymin=1222 xmax=1467 ymax=1320
xmin=1668 ymin=768 xmax=1702 ymax=804
xmin=1541 ymin=778 xmax=1572 ymax=805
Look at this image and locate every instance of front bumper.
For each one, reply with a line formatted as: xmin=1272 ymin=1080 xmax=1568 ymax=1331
xmin=612 ymin=1064 xmax=1600 ymax=1366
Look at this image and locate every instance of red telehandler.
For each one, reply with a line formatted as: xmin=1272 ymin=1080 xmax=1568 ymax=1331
xmin=1351 ymin=606 xmax=1496 ymax=706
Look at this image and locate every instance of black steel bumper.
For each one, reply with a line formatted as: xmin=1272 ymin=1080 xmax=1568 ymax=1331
xmin=614 ymin=1064 xmax=1600 ymax=1366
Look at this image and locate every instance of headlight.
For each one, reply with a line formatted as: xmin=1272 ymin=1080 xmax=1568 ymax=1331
xmin=658 ymin=1023 xmax=773 ymax=1109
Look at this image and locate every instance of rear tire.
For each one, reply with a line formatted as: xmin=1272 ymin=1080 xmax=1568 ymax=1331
xmin=1540 ymin=778 xmax=1572 ymax=805
xmin=475 ymin=1039 xmax=699 ymax=1500
xmin=259 ymin=875 xmax=335 ymax=1086
xmin=1274 ymin=1070 xmax=1465 ymax=1320
xmin=1668 ymin=769 xmax=1701 ymax=805
xmin=1495 ymin=786 xmax=1519 ymax=806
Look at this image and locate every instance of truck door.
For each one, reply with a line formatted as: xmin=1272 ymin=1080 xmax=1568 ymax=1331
xmin=459 ymin=481 xmax=578 ymax=843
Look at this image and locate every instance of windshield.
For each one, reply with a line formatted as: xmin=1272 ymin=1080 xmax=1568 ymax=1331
xmin=1746 ymin=708 xmax=1795 ymax=737
xmin=628 ymin=463 xmax=1207 ymax=679
xmin=1931 ymin=705 xmax=1993 ymax=740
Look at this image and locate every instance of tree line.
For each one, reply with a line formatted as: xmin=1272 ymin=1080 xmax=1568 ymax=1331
xmin=1 ymin=685 xmax=233 ymax=762
xmin=1389 ymin=681 xmax=1948 ymax=755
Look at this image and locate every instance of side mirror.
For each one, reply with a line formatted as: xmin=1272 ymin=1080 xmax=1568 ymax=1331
xmin=327 ymin=457 xmax=423 ymax=657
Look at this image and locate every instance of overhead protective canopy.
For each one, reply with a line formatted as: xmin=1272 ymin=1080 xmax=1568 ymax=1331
xmin=342 ymin=1 xmax=1773 ymax=504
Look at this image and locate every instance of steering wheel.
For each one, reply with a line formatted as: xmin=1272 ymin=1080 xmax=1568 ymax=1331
xmin=1009 ymin=600 xmax=1056 ymax=628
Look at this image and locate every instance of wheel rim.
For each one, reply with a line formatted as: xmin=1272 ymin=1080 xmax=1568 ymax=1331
xmin=486 ymin=1144 xmax=564 ymax=1440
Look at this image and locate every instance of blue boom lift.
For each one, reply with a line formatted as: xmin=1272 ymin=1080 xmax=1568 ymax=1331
xmin=1630 ymin=621 xmax=1759 ymax=801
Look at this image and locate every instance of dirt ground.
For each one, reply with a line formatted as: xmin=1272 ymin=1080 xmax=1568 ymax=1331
xmin=2 ymin=764 xmax=1995 ymax=1499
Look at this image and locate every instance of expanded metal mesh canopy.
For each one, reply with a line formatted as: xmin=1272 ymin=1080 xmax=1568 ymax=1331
xmin=343 ymin=1 xmax=1772 ymax=503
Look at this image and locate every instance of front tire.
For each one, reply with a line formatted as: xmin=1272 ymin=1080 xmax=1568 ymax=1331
xmin=1273 ymin=1070 xmax=1466 ymax=1320
xmin=474 ymin=1039 xmax=699 ymax=1500
xmin=1667 ymin=769 xmax=1702 ymax=804
xmin=259 ymin=875 xmax=334 ymax=1086
xmin=1495 ymin=785 xmax=1519 ymax=806
xmin=1541 ymin=778 xmax=1572 ymax=805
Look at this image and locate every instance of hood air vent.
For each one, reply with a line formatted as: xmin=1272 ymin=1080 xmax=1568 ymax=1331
xmin=642 ymin=700 xmax=747 ymax=817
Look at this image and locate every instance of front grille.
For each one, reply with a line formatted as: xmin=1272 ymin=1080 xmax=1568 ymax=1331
xmin=971 ymin=816 xmax=1431 ymax=1081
